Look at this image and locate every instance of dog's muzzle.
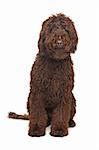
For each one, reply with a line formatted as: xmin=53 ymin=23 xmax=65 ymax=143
xmin=56 ymin=40 xmax=64 ymax=49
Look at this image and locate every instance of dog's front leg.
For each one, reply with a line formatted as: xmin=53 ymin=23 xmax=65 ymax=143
xmin=50 ymin=99 xmax=71 ymax=137
xmin=28 ymin=92 xmax=48 ymax=137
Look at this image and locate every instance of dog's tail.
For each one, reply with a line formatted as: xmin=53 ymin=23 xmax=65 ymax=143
xmin=8 ymin=112 xmax=29 ymax=120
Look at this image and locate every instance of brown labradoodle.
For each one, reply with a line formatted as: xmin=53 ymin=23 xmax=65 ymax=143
xmin=9 ymin=13 xmax=78 ymax=137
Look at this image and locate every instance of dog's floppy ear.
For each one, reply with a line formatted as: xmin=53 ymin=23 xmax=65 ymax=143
xmin=63 ymin=17 xmax=78 ymax=53
xmin=38 ymin=21 xmax=46 ymax=56
xmin=38 ymin=16 xmax=55 ymax=56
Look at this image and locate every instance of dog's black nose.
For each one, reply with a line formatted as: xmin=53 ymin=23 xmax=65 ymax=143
xmin=56 ymin=39 xmax=63 ymax=48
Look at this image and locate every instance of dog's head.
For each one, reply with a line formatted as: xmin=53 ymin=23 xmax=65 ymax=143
xmin=38 ymin=14 xmax=78 ymax=60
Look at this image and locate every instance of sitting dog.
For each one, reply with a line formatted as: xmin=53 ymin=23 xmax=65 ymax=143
xmin=9 ymin=14 xmax=78 ymax=137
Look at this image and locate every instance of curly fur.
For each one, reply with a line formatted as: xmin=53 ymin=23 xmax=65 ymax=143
xmin=9 ymin=13 xmax=78 ymax=137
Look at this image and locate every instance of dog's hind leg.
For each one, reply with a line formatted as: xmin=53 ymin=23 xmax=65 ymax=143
xmin=69 ymin=93 xmax=76 ymax=127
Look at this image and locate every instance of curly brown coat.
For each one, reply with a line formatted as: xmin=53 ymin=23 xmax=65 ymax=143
xmin=9 ymin=14 xmax=78 ymax=137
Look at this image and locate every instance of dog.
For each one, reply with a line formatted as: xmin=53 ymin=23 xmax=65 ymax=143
xmin=9 ymin=13 xmax=78 ymax=137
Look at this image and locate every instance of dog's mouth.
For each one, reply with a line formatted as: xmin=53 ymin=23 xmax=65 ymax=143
xmin=54 ymin=40 xmax=64 ymax=49
xmin=53 ymin=44 xmax=64 ymax=50
xmin=53 ymin=42 xmax=71 ymax=59
xmin=45 ymin=42 xmax=71 ymax=60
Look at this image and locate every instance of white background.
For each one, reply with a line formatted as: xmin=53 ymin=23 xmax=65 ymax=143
xmin=0 ymin=0 xmax=98 ymax=149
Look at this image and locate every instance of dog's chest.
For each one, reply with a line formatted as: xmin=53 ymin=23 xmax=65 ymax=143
xmin=39 ymin=60 xmax=70 ymax=95
xmin=31 ymin=57 xmax=73 ymax=107
xmin=40 ymin=61 xmax=71 ymax=107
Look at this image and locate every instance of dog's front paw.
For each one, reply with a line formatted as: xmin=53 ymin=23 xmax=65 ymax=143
xmin=50 ymin=128 xmax=68 ymax=137
xmin=28 ymin=126 xmax=45 ymax=137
